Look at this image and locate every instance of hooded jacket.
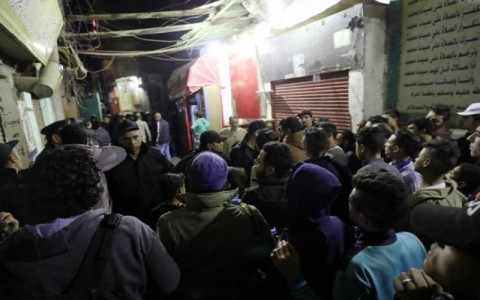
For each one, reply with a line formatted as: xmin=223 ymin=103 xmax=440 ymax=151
xmin=157 ymin=189 xmax=275 ymax=300
xmin=0 ymin=209 xmax=180 ymax=299
xmin=408 ymin=179 xmax=466 ymax=209
xmin=284 ymin=132 xmax=308 ymax=163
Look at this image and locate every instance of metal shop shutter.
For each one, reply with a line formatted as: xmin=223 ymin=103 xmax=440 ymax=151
xmin=271 ymin=71 xmax=351 ymax=131
xmin=32 ymin=99 xmax=45 ymax=133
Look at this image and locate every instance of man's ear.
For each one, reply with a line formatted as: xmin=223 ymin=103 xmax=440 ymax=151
xmin=51 ymin=133 xmax=62 ymax=146
xmin=206 ymin=143 xmax=213 ymax=151
xmin=265 ymin=165 xmax=275 ymax=177
xmin=422 ymin=157 xmax=432 ymax=168
xmin=456 ymin=180 xmax=466 ymax=190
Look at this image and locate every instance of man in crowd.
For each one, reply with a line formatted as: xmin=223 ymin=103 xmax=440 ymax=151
xmin=0 ymin=140 xmax=29 ymax=225
xmin=59 ymin=123 xmax=126 ymax=212
xmin=457 ymin=103 xmax=480 ymax=164
xmin=173 ymin=130 xmax=227 ymax=177
xmin=395 ymin=201 xmax=480 ymax=300
xmin=231 ymin=120 xmax=267 ymax=185
xmin=37 ymin=119 xmax=70 ymax=159
xmin=407 ymin=117 xmax=436 ymax=144
xmin=0 ymin=147 xmax=180 ymax=299
xmin=426 ymin=103 xmax=452 ymax=139
xmin=318 ymin=122 xmax=347 ymax=166
xmin=107 ymin=120 xmax=173 ymax=223
xmin=157 ymin=152 xmax=274 ymax=299
xmin=355 ymin=126 xmax=402 ymax=178
xmin=150 ymin=111 xmax=171 ymax=161
xmin=134 ymin=112 xmax=151 ymax=144
xmin=303 ymin=127 xmax=353 ymax=225
xmin=297 ymin=110 xmax=315 ymax=129
xmin=220 ymin=115 xmax=247 ymax=160
xmin=281 ymin=117 xmax=308 ymax=163
xmin=402 ymin=139 xmax=465 ymax=232
xmin=243 ymin=141 xmax=293 ymax=230
xmin=384 ymin=129 xmax=422 ymax=196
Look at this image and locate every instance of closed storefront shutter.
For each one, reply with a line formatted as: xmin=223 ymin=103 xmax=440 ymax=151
xmin=271 ymin=71 xmax=351 ymax=131
xmin=32 ymin=99 xmax=45 ymax=133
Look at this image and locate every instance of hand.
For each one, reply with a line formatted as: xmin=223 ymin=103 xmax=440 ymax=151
xmin=394 ymin=268 xmax=444 ymax=300
xmin=271 ymin=240 xmax=302 ymax=279
xmin=0 ymin=212 xmax=19 ymax=237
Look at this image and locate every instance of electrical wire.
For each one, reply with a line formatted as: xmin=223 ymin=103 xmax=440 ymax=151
xmin=83 ymin=57 xmax=115 ymax=74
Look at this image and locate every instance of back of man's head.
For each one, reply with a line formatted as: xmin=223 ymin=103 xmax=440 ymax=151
xmin=263 ymin=142 xmax=293 ymax=178
xmin=318 ymin=121 xmax=337 ymax=138
xmin=356 ymin=126 xmax=385 ymax=155
xmin=255 ymin=128 xmax=277 ymax=150
xmin=26 ymin=147 xmax=101 ymax=223
xmin=188 ymin=152 xmax=228 ymax=193
xmin=422 ymin=139 xmax=460 ymax=175
xmin=303 ymin=127 xmax=329 ymax=157
xmin=60 ymin=123 xmax=88 ymax=145
xmin=352 ymin=170 xmax=407 ymax=230
xmin=395 ymin=129 xmax=422 ymax=159
xmin=281 ymin=117 xmax=303 ymax=134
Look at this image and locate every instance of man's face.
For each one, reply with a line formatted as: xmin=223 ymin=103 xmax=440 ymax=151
xmin=413 ymin=148 xmax=428 ymax=172
xmin=10 ymin=148 xmax=23 ymax=170
xmin=254 ymin=150 xmax=267 ymax=179
xmin=229 ymin=118 xmax=239 ymax=130
xmin=446 ymin=165 xmax=462 ymax=186
xmin=384 ymin=134 xmax=397 ymax=159
xmin=423 ymin=242 xmax=468 ymax=292
xmin=426 ymin=110 xmax=444 ymax=129
xmin=120 ymin=130 xmax=142 ymax=154
xmin=459 ymin=116 xmax=476 ymax=131
xmin=104 ymin=117 xmax=111 ymax=124
xmin=355 ymin=142 xmax=364 ymax=161
xmin=208 ymin=141 xmax=224 ymax=154
xmin=467 ymin=126 xmax=480 ymax=158
xmin=300 ymin=115 xmax=313 ymax=127
xmin=407 ymin=123 xmax=420 ymax=136
xmin=154 ymin=113 xmax=162 ymax=121
xmin=336 ymin=133 xmax=344 ymax=147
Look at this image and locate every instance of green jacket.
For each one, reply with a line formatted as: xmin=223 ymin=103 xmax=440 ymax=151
xmin=408 ymin=180 xmax=465 ymax=209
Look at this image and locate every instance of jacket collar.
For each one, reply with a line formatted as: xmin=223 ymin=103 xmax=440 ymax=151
xmin=181 ymin=189 xmax=238 ymax=208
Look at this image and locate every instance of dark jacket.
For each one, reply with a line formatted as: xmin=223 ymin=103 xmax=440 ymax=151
xmin=106 ymin=143 xmax=173 ymax=223
xmin=305 ymin=156 xmax=353 ymax=226
xmin=0 ymin=168 xmax=31 ymax=226
xmin=230 ymin=139 xmax=258 ymax=186
xmin=150 ymin=119 xmax=171 ymax=145
xmin=0 ymin=209 xmax=180 ymax=299
xmin=242 ymin=176 xmax=289 ymax=229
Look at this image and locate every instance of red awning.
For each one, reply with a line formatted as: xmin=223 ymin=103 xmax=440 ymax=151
xmin=167 ymin=55 xmax=220 ymax=100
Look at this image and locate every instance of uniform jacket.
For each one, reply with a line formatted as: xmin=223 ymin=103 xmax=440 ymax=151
xmin=150 ymin=119 xmax=171 ymax=145
xmin=284 ymin=132 xmax=308 ymax=164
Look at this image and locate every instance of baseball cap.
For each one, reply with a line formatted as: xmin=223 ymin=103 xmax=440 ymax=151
xmin=410 ymin=201 xmax=480 ymax=254
xmin=457 ymin=103 xmax=480 ymax=116
xmin=188 ymin=152 xmax=228 ymax=192
xmin=200 ymin=130 xmax=227 ymax=147
xmin=297 ymin=110 xmax=312 ymax=118
xmin=0 ymin=140 xmax=19 ymax=166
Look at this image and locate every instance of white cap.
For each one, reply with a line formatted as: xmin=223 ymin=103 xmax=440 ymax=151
xmin=457 ymin=103 xmax=480 ymax=116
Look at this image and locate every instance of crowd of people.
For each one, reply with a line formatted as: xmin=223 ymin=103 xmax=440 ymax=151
xmin=0 ymin=103 xmax=480 ymax=299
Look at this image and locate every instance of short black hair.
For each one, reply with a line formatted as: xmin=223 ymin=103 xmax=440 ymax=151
xmin=356 ymin=126 xmax=385 ymax=155
xmin=26 ymin=147 xmax=101 ymax=223
xmin=304 ymin=127 xmax=329 ymax=157
xmin=367 ymin=115 xmax=389 ymax=125
xmin=339 ymin=130 xmax=356 ymax=152
xmin=394 ymin=129 xmax=422 ymax=159
xmin=352 ymin=170 xmax=407 ymax=230
xmin=281 ymin=117 xmax=303 ymax=133
xmin=159 ymin=173 xmax=185 ymax=201
xmin=430 ymin=103 xmax=451 ymax=121
xmin=318 ymin=121 xmax=337 ymax=138
xmin=255 ymin=128 xmax=277 ymax=150
xmin=456 ymin=163 xmax=480 ymax=196
xmin=422 ymin=139 xmax=460 ymax=175
xmin=60 ymin=123 xmax=88 ymax=145
xmin=408 ymin=117 xmax=436 ymax=136
xmin=383 ymin=109 xmax=401 ymax=120
xmin=263 ymin=141 xmax=293 ymax=177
